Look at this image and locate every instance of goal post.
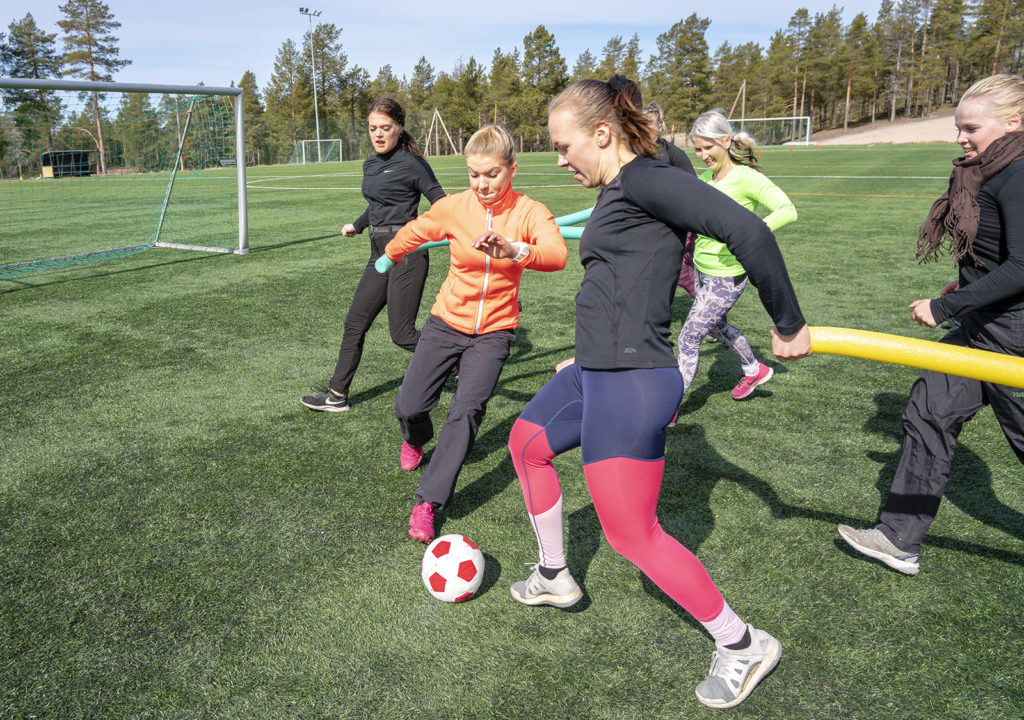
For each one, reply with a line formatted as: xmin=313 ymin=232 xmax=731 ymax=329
xmin=732 ymin=116 xmax=812 ymax=146
xmin=0 ymin=77 xmax=248 ymax=279
xmin=288 ymin=138 xmax=343 ymax=164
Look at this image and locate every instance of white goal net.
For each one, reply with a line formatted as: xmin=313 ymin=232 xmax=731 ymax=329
xmin=288 ymin=139 xmax=343 ymax=164
xmin=732 ymin=116 xmax=812 ymax=146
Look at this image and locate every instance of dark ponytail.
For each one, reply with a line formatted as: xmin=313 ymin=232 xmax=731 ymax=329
xmin=613 ymin=90 xmax=658 ymax=158
xmin=368 ymin=97 xmax=424 ymax=157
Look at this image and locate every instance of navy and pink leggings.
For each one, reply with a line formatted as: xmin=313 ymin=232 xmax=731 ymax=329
xmin=508 ymin=364 xmax=745 ymax=637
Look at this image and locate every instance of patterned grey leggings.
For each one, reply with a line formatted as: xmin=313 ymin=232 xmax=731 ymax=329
xmin=677 ymin=270 xmax=757 ymax=394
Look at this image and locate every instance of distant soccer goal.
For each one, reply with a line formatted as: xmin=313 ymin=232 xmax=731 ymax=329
xmin=732 ymin=116 xmax=812 ymax=146
xmin=288 ymin=139 xmax=343 ymax=164
xmin=0 ymin=77 xmax=248 ymax=279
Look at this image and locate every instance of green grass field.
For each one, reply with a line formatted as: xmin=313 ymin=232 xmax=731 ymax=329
xmin=3 ymin=144 xmax=1022 ymax=719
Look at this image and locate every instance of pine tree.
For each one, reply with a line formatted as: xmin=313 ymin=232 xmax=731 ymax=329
xmin=967 ymin=0 xmax=1021 ymax=76
xmin=2 ymin=14 xmax=63 ymax=165
xmin=804 ymin=7 xmax=844 ymax=128
xmin=521 ymin=25 xmax=567 ymax=149
xmin=114 ymin=92 xmax=159 ymax=171
xmin=58 ymin=0 xmax=130 ymax=174
xmin=840 ymin=13 xmax=877 ymax=130
xmin=647 ymin=15 xmax=712 ymax=131
xmin=623 ymin=34 xmax=644 ymax=80
xmin=881 ymin=0 xmax=920 ymax=121
xmin=238 ymin=70 xmax=266 ymax=165
xmin=408 ymin=57 xmax=435 ymax=114
xmin=763 ymin=30 xmax=797 ymax=117
xmin=368 ymin=64 xmax=403 ymax=105
xmin=571 ymin=49 xmax=599 ymax=82
xmin=302 ymin=22 xmax=349 ymax=139
xmin=787 ymin=9 xmax=811 ymax=120
xmin=598 ymin=36 xmax=626 ymax=77
xmin=488 ymin=48 xmax=523 ymax=139
xmin=265 ymin=39 xmax=311 ymax=164
xmin=443 ymin=56 xmax=487 ymax=147
xmin=711 ymin=41 xmax=765 ymax=119
xmin=927 ymin=0 xmax=967 ymax=104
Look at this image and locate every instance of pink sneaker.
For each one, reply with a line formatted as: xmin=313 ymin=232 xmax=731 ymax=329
xmin=408 ymin=502 xmax=435 ymax=543
xmin=400 ymin=441 xmax=423 ymax=471
xmin=731 ymin=362 xmax=773 ymax=400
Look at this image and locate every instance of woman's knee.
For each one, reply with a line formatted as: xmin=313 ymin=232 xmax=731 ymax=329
xmin=509 ymin=419 xmax=554 ymax=464
xmin=389 ymin=326 xmax=419 ymax=351
xmin=602 ymin=523 xmax=659 ymax=564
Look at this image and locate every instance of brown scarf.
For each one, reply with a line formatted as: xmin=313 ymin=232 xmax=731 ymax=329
xmin=916 ymin=131 xmax=1024 ymax=264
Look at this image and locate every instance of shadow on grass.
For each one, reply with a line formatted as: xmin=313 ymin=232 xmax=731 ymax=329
xmin=246 ymin=233 xmax=339 ymax=254
xmin=641 ymin=411 xmax=1023 ymax=626
xmin=678 ymin=344 xmax=786 ymax=415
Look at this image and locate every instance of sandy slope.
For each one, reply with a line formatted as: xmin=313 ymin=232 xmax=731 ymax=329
xmin=813 ymin=107 xmax=959 ymax=145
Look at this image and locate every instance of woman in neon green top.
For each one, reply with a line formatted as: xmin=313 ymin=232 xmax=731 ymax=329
xmin=678 ymin=110 xmax=798 ymax=400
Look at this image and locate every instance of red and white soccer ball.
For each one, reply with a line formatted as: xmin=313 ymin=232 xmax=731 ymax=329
xmin=421 ymin=534 xmax=485 ymax=602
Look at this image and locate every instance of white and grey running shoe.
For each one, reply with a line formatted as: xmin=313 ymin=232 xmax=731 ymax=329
xmin=837 ymin=525 xmax=920 ymax=575
xmin=510 ymin=565 xmax=582 ymax=608
xmin=695 ymin=624 xmax=781 ymax=709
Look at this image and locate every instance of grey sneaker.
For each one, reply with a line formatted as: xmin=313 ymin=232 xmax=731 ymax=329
xmin=510 ymin=565 xmax=582 ymax=608
xmin=300 ymin=387 xmax=349 ymax=412
xmin=695 ymin=625 xmax=781 ymax=709
xmin=837 ymin=525 xmax=920 ymax=575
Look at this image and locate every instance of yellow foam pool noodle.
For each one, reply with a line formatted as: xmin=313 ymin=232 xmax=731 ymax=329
xmin=809 ymin=326 xmax=1024 ymax=389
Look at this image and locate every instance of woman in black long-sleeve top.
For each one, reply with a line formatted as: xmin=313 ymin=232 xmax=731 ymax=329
xmin=506 ymin=78 xmax=811 ymax=710
xmin=302 ymin=98 xmax=444 ymax=412
xmin=839 ymin=73 xmax=1024 ymax=575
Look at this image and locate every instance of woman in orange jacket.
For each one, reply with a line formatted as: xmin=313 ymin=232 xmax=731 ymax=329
xmin=382 ymin=125 xmax=567 ymax=543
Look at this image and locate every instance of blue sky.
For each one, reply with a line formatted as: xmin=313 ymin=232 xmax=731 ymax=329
xmin=7 ymin=1 xmax=881 ymax=92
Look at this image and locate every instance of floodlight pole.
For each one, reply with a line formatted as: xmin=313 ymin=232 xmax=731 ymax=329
xmin=299 ymin=7 xmax=323 ymax=162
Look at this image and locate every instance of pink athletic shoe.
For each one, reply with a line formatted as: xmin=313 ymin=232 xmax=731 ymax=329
xmin=400 ymin=441 xmax=423 ymax=471
xmin=408 ymin=502 xmax=435 ymax=543
xmin=731 ymin=362 xmax=773 ymax=400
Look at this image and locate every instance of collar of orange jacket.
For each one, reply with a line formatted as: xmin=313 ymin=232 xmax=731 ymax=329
xmin=471 ymin=181 xmax=518 ymax=216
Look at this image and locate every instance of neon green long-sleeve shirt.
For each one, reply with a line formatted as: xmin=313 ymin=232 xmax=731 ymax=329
xmin=693 ymin=164 xmax=797 ymax=277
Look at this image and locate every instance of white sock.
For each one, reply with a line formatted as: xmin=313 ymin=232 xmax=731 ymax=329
xmin=741 ymin=361 xmax=761 ymax=376
xmin=530 ymin=495 xmax=566 ymax=570
xmin=701 ymin=601 xmax=747 ymax=647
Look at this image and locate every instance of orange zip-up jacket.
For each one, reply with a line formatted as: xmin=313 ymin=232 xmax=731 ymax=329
xmin=384 ymin=185 xmax=567 ymax=335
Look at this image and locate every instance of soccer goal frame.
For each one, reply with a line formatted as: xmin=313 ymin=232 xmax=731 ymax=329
xmin=733 ymin=116 xmax=813 ymax=146
xmin=0 ymin=77 xmax=248 ymax=277
xmin=291 ymin=138 xmax=343 ymax=164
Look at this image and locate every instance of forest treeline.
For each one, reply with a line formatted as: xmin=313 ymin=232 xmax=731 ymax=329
xmin=3 ymin=0 xmax=1023 ymax=169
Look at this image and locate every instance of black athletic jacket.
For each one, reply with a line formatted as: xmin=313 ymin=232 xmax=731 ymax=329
xmin=352 ymin=146 xmax=444 ymax=234
xmin=932 ymin=158 xmax=1024 ymax=323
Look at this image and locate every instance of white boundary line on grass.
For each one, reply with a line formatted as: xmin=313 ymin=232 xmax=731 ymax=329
xmin=247 ymin=183 xmax=584 ymax=191
xmin=770 ymin=174 xmax=948 ymax=180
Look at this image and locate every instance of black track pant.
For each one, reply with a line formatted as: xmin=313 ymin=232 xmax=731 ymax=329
xmin=395 ymin=315 xmax=515 ymax=510
xmin=878 ymin=309 xmax=1024 ymax=554
xmin=328 ymin=231 xmax=429 ymax=396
